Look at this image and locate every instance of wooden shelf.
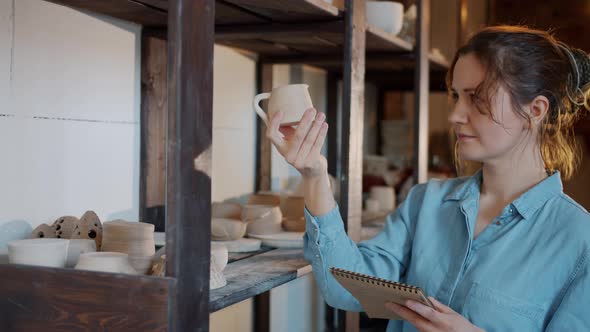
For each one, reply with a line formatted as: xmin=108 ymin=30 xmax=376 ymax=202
xmin=43 ymin=0 xmax=448 ymax=76
xmin=0 ymin=264 xmax=174 ymax=331
xmin=44 ymin=0 xmax=340 ymax=27
xmin=210 ymin=248 xmax=311 ymax=312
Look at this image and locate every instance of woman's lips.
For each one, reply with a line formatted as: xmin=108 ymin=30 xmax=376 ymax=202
xmin=457 ymin=133 xmax=476 ymax=140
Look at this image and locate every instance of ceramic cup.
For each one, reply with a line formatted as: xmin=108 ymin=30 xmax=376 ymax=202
xmin=365 ymin=198 xmax=381 ymax=212
xmin=370 ymin=186 xmax=395 ymax=211
xmin=366 ymin=1 xmax=404 ymax=35
xmin=253 ymin=84 xmax=313 ymax=126
xmin=7 ymin=238 xmax=69 ymax=268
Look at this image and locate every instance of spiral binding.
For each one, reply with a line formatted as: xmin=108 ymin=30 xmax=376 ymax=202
xmin=330 ymin=267 xmax=420 ymax=294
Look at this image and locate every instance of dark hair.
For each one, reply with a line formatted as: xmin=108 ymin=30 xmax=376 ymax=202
xmin=447 ymin=25 xmax=590 ymax=180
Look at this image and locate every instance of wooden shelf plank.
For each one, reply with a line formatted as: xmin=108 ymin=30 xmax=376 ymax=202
xmin=210 ymin=248 xmax=311 ymax=312
xmin=366 ymin=25 xmax=412 ymax=52
xmin=0 ymin=264 xmax=174 ymax=332
xmin=44 ymin=0 xmax=167 ymax=26
xmin=222 ymin=0 xmax=340 ymax=22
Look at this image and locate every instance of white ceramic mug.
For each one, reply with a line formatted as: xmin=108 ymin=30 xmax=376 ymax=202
xmin=253 ymin=84 xmax=313 ymax=126
xmin=370 ymin=186 xmax=396 ymax=211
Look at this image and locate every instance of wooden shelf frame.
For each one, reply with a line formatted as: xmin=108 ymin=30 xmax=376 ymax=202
xmin=2 ymin=0 xmax=446 ymax=331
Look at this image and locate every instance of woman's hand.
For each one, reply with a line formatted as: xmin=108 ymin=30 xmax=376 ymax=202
xmin=266 ymin=108 xmax=328 ymax=179
xmin=385 ymin=297 xmax=485 ymax=332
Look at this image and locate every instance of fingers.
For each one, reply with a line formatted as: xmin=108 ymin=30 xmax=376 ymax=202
xmin=266 ymin=111 xmax=286 ymax=153
xmin=405 ymin=300 xmax=442 ymax=324
xmin=285 ymin=108 xmax=317 ymax=164
xmin=308 ymin=121 xmax=328 ymax=160
xmin=385 ymin=302 xmax=432 ymax=331
xmin=427 ymin=297 xmax=453 ymax=314
xmin=293 ymin=112 xmax=326 ymax=169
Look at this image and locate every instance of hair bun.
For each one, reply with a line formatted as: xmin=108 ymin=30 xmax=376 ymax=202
xmin=571 ymin=48 xmax=590 ymax=89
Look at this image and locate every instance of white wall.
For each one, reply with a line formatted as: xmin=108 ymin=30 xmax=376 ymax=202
xmin=0 ymin=0 xmax=141 ymax=227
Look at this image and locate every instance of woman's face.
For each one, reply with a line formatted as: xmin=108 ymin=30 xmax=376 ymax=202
xmin=448 ymin=53 xmax=530 ymax=164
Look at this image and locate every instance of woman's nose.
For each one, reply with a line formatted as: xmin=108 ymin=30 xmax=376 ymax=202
xmin=448 ymin=101 xmax=468 ymax=125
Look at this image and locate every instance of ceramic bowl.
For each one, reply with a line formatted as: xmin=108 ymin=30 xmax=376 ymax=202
xmin=243 ymin=205 xmax=283 ymax=235
xmin=75 ymin=252 xmax=137 ymax=274
xmin=128 ymin=255 xmax=154 ymax=274
xmin=366 ymin=1 xmax=404 ymax=35
xmin=66 ymin=239 xmax=97 ymax=267
xmin=212 ymin=202 xmax=243 ymax=219
xmin=8 ymin=238 xmax=69 ymax=268
xmin=211 ymin=218 xmax=248 ymax=241
xmin=0 ymin=220 xmax=33 ymax=249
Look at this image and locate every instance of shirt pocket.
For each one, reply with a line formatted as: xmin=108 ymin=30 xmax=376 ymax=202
xmin=462 ymin=282 xmax=546 ymax=332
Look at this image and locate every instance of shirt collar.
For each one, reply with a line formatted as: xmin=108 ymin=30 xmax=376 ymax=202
xmin=444 ymin=169 xmax=563 ymax=220
xmin=444 ymin=169 xmax=483 ymax=202
xmin=511 ymin=171 xmax=562 ymax=219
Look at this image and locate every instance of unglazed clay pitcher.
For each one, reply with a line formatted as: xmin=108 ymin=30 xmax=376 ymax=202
xmin=253 ymin=84 xmax=313 ymax=126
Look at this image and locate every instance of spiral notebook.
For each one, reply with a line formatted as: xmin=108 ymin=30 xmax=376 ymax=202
xmin=330 ymin=267 xmax=434 ymax=320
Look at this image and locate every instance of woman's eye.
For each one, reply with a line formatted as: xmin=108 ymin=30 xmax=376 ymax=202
xmin=451 ymin=93 xmax=459 ymax=102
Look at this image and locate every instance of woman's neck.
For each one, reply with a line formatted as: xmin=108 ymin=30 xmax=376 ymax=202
xmin=480 ymin=152 xmax=548 ymax=202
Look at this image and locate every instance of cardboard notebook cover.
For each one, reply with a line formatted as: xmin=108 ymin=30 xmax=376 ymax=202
xmin=330 ymin=267 xmax=434 ymax=320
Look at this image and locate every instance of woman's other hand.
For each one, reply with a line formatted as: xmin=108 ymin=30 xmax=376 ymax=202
xmin=386 ymin=297 xmax=485 ymax=332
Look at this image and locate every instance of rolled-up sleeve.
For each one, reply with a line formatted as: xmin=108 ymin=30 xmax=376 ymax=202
xmin=303 ymin=184 xmax=425 ymax=311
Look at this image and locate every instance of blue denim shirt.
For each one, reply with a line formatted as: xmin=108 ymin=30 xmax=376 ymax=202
xmin=303 ymin=171 xmax=590 ymax=332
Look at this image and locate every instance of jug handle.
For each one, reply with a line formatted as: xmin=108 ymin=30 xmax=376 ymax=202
xmin=253 ymin=92 xmax=271 ymax=124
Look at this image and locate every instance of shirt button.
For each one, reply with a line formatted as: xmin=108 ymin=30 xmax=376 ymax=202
xmin=509 ymin=208 xmax=514 ymax=214
xmin=495 ymin=220 xmax=501 ymax=225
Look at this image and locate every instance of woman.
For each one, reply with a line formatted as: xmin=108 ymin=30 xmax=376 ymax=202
xmin=266 ymin=26 xmax=590 ymax=332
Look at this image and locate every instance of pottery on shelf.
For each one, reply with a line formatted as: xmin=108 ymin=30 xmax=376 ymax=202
xmin=31 ymin=223 xmax=58 ymax=239
xmin=248 ymin=232 xmax=304 ymax=249
xmin=74 ymin=252 xmax=137 ymax=274
xmin=282 ymin=217 xmax=306 ymax=232
xmin=212 ymin=238 xmax=261 ymax=253
xmin=281 ymin=195 xmax=305 ymax=232
xmin=128 ymin=255 xmax=154 ymax=274
xmin=101 ymin=220 xmax=155 ymax=257
xmin=210 ymin=255 xmax=227 ymax=290
xmin=65 ymin=239 xmax=97 ymax=268
xmin=52 ymin=216 xmax=79 ymax=239
xmin=211 ymin=242 xmax=229 ymax=271
xmin=212 ymin=202 xmax=242 ymax=220
xmin=8 ymin=238 xmax=69 ymax=268
xmin=70 ymin=211 xmax=103 ymax=250
xmin=247 ymin=193 xmax=281 ymax=207
xmin=1 ymin=220 xmax=33 ymax=249
xmin=370 ymin=186 xmax=395 ymax=211
xmin=242 ymin=205 xmax=283 ymax=235
xmin=366 ymin=1 xmax=404 ymax=35
xmin=149 ymin=246 xmax=166 ymax=277
xmin=211 ymin=218 xmax=248 ymax=241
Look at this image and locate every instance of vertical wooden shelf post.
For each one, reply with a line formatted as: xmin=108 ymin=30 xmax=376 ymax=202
xmin=167 ymin=0 xmax=215 ymax=330
xmin=339 ymin=0 xmax=366 ymax=331
xmin=140 ymin=29 xmax=167 ymax=231
xmin=413 ymin=0 xmax=431 ymax=184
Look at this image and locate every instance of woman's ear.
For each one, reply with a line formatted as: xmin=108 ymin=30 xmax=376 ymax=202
xmin=527 ymin=95 xmax=550 ymax=128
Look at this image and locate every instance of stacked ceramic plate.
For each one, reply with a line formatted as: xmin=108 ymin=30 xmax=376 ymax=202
xmin=101 ymin=220 xmax=155 ymax=274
